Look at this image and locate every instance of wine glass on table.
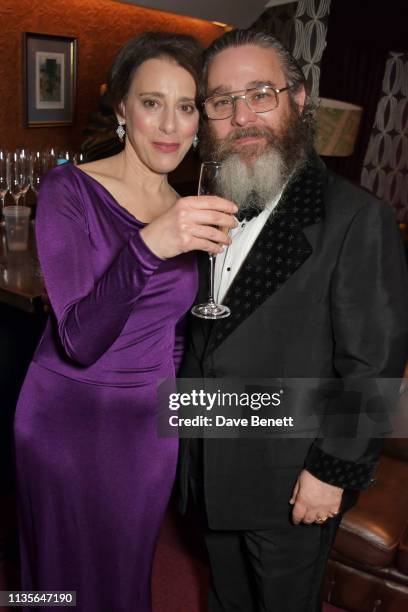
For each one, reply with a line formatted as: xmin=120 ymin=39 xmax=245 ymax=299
xmin=0 ymin=149 xmax=10 ymax=222
xmin=9 ymin=151 xmax=30 ymax=206
xmin=44 ymin=147 xmax=57 ymax=171
xmin=73 ymin=152 xmax=84 ymax=166
xmin=16 ymin=148 xmax=31 ymax=205
xmin=30 ymin=150 xmax=46 ymax=196
xmin=191 ymin=161 xmax=231 ymax=320
xmin=30 ymin=150 xmax=47 ymax=220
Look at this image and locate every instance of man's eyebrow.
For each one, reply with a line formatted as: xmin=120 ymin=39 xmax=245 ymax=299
xmin=207 ymin=80 xmax=277 ymax=97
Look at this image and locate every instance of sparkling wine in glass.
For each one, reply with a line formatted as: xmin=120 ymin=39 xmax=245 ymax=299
xmin=191 ymin=161 xmax=231 ymax=320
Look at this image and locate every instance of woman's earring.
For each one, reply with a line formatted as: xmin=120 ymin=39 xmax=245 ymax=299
xmin=192 ymin=133 xmax=199 ymax=150
xmin=116 ymin=121 xmax=126 ymax=142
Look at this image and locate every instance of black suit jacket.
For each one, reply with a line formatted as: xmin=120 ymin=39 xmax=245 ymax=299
xmin=177 ymin=154 xmax=408 ymax=529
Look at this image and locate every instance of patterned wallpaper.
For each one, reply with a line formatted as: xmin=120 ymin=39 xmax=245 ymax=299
xmin=361 ymin=52 xmax=408 ymax=221
xmin=293 ymin=0 xmax=331 ymax=98
xmin=0 ymin=0 xmax=224 ymax=152
xmin=251 ymin=0 xmax=331 ymax=98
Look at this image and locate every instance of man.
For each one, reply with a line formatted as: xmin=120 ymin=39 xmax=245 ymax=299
xmin=177 ymin=29 xmax=408 ymax=611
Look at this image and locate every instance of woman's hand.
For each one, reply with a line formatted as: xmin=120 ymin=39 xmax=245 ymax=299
xmin=140 ymin=196 xmax=238 ymax=259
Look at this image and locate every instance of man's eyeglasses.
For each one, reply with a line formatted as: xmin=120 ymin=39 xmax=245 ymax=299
xmin=204 ymin=84 xmax=294 ymax=120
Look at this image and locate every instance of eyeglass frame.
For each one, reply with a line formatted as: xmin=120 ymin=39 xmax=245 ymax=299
xmin=203 ymin=83 xmax=295 ymax=120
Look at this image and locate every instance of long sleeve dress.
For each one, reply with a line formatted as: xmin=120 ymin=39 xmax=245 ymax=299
xmin=14 ymin=163 xmax=198 ymax=612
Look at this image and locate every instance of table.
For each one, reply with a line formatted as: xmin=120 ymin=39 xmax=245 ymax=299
xmin=0 ymin=223 xmax=44 ymax=313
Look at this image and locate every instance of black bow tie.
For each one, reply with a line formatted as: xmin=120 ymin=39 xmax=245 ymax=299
xmin=236 ymin=207 xmax=262 ymax=222
xmin=236 ymin=191 xmax=263 ymax=223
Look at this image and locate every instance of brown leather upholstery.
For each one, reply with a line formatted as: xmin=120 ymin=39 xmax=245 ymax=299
xmin=334 ymin=455 xmax=408 ymax=567
xmin=397 ymin=528 xmax=408 ymax=575
xmin=323 ymin=439 xmax=408 ymax=611
xmin=324 ymin=560 xmax=408 ymax=612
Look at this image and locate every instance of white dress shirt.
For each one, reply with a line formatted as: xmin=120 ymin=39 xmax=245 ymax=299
xmin=215 ymin=192 xmax=283 ymax=303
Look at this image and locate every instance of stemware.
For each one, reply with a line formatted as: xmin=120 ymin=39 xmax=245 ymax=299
xmin=44 ymin=147 xmax=57 ymax=172
xmin=15 ymin=148 xmax=31 ymax=205
xmin=73 ymin=152 xmax=84 ymax=165
xmin=0 ymin=149 xmax=10 ymax=221
xmin=191 ymin=161 xmax=231 ymax=320
xmin=30 ymin=150 xmax=46 ymax=195
xmin=9 ymin=151 xmax=30 ymax=206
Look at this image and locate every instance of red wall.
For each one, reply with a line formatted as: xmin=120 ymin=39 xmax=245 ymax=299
xmin=0 ymin=0 xmax=224 ymax=152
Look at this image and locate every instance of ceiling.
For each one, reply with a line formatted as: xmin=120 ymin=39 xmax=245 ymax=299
xmin=114 ymin=0 xmax=298 ymax=28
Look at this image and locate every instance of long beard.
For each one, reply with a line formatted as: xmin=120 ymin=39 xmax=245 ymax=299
xmin=200 ymin=103 xmax=314 ymax=212
xmin=216 ymin=148 xmax=286 ymax=210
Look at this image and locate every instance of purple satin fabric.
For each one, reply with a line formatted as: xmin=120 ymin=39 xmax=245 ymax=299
xmin=14 ymin=164 xmax=198 ymax=611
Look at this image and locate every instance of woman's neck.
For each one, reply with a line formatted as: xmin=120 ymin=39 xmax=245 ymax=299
xmin=116 ymin=148 xmax=170 ymax=199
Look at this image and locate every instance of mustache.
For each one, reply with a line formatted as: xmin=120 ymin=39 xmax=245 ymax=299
xmin=220 ymin=126 xmax=275 ymax=147
xmin=215 ymin=126 xmax=278 ymax=161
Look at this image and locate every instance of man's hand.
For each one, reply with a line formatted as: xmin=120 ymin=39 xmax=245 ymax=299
xmin=289 ymin=469 xmax=343 ymax=525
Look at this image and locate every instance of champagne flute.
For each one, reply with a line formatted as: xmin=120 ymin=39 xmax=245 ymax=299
xmin=0 ymin=149 xmax=10 ymax=222
xmin=191 ymin=161 xmax=231 ymax=319
xmin=30 ymin=150 xmax=45 ymax=195
xmin=9 ymin=151 xmax=30 ymax=205
xmin=44 ymin=147 xmax=57 ymax=170
xmin=73 ymin=152 xmax=84 ymax=165
xmin=16 ymin=148 xmax=31 ymax=205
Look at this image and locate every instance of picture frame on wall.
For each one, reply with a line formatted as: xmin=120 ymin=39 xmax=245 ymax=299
xmin=23 ymin=32 xmax=77 ymax=127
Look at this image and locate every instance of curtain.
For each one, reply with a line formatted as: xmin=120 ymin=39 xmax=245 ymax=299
xmin=361 ymin=52 xmax=408 ymax=221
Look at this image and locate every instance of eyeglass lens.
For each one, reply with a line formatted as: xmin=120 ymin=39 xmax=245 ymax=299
xmin=206 ymin=87 xmax=279 ymax=119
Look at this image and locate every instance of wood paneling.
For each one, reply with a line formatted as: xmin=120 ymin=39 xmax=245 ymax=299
xmin=0 ymin=0 xmax=223 ymax=152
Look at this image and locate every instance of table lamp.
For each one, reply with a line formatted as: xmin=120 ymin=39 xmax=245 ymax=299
xmin=314 ymin=98 xmax=363 ymax=157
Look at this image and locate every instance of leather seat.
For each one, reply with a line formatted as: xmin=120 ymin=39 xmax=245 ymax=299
xmin=323 ymin=438 xmax=408 ymax=611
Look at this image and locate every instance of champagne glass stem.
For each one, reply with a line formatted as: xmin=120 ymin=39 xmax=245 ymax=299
xmin=208 ymin=254 xmax=216 ymax=305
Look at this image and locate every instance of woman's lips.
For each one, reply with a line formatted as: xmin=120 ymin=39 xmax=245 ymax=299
xmin=152 ymin=142 xmax=180 ymax=153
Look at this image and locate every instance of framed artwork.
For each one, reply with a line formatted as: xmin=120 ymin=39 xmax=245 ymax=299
xmin=23 ymin=32 xmax=77 ymax=127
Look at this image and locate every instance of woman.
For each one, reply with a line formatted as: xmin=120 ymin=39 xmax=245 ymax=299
xmin=14 ymin=32 xmax=237 ymax=612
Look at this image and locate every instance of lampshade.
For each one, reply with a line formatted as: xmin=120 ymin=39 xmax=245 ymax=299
xmin=314 ymin=98 xmax=363 ymax=157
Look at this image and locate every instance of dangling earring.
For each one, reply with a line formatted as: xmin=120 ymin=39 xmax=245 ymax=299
xmin=116 ymin=121 xmax=126 ymax=142
xmin=192 ymin=133 xmax=199 ymax=150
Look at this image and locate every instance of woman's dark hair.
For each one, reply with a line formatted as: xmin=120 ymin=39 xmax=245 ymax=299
xmin=108 ymin=31 xmax=203 ymax=114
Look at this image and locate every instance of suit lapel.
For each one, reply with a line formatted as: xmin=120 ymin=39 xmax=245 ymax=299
xmin=205 ymin=153 xmax=327 ymax=355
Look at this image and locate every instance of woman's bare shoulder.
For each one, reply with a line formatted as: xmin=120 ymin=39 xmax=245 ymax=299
xmin=78 ymin=155 xmax=121 ymax=181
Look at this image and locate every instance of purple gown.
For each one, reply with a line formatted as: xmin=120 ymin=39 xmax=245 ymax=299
xmin=14 ymin=164 xmax=198 ymax=611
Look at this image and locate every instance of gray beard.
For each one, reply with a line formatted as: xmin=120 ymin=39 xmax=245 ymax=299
xmin=216 ymin=148 xmax=287 ymax=212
